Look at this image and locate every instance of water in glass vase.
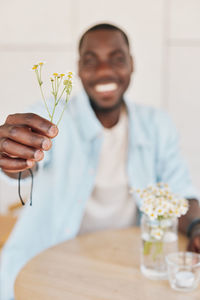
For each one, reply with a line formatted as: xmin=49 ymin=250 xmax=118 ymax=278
xmin=141 ymin=232 xmax=178 ymax=279
xmin=140 ymin=215 xmax=178 ymax=280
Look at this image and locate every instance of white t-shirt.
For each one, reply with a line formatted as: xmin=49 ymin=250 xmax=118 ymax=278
xmin=79 ymin=106 xmax=137 ymax=234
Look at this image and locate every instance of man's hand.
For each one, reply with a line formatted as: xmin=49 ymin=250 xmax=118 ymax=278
xmin=0 ymin=113 xmax=58 ymax=174
xmin=187 ymin=226 xmax=200 ymax=253
xmin=179 ymin=199 xmax=200 ymax=253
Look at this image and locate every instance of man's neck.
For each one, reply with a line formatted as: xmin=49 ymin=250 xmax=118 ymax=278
xmin=95 ymin=108 xmax=121 ymax=128
xmin=89 ymin=98 xmax=124 ymax=129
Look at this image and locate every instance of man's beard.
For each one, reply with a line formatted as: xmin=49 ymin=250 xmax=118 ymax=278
xmin=89 ymin=96 xmax=124 ymax=113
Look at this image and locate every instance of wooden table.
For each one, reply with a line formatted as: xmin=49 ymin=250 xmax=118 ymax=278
xmin=15 ymin=227 xmax=200 ymax=300
xmin=0 ymin=215 xmax=17 ymax=249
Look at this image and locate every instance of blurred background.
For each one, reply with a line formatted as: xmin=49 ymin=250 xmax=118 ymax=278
xmin=0 ymin=0 xmax=200 ymax=215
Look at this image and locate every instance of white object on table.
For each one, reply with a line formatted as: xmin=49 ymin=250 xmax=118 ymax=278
xmin=175 ymin=271 xmax=195 ymax=288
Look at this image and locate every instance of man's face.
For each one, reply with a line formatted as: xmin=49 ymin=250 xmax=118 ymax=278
xmin=78 ymin=29 xmax=133 ymax=110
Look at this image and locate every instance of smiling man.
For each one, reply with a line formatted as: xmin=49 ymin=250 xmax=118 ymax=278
xmin=78 ymin=26 xmax=133 ymax=127
xmin=0 ymin=23 xmax=200 ymax=299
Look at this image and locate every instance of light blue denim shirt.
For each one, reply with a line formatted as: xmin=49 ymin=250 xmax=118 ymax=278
xmin=0 ymin=90 xmax=199 ymax=299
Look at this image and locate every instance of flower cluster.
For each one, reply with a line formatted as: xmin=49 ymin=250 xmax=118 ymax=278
xmin=137 ymin=183 xmax=189 ymax=220
xmin=32 ymin=62 xmax=74 ymax=125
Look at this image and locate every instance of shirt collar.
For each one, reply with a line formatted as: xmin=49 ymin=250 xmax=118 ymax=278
xmin=74 ymin=90 xmax=102 ymax=141
xmin=74 ymin=90 xmax=150 ymax=147
xmin=124 ymin=96 xmax=151 ymax=147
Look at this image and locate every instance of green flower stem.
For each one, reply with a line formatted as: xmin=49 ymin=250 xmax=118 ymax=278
xmin=56 ymin=94 xmax=70 ymax=126
xmin=50 ymin=93 xmax=57 ymax=123
xmin=39 ymin=84 xmax=51 ymax=119
xmin=143 ymin=240 xmax=163 ymax=261
xmin=55 ymin=77 xmax=58 ymax=97
xmin=143 ymin=241 xmax=152 ymax=255
xmin=51 ymin=81 xmax=55 ymax=96
xmin=57 ymin=77 xmax=62 ymax=92
xmin=153 ymin=241 xmax=163 ymax=261
xmin=56 ymin=87 xmax=66 ymax=105
xmin=35 ymin=69 xmax=40 ymax=84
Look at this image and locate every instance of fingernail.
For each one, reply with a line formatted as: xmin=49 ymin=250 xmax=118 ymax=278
xmin=48 ymin=125 xmax=58 ymax=137
xmin=27 ymin=160 xmax=35 ymax=167
xmin=42 ymin=138 xmax=52 ymax=150
xmin=34 ymin=150 xmax=43 ymax=160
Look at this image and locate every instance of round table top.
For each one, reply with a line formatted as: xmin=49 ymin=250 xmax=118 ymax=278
xmin=0 ymin=215 xmax=17 ymax=249
xmin=15 ymin=227 xmax=200 ymax=300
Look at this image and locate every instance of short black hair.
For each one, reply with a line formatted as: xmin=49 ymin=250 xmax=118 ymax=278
xmin=78 ymin=23 xmax=130 ymax=52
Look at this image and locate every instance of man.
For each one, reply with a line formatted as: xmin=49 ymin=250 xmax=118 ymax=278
xmin=0 ymin=23 xmax=200 ymax=299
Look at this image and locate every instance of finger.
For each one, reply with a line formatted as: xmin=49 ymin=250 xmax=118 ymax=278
xmin=0 ymin=138 xmax=44 ymax=161
xmin=2 ymin=166 xmax=34 ymax=173
xmin=193 ymin=236 xmax=200 ymax=253
xmin=187 ymin=240 xmax=194 ymax=252
xmin=0 ymin=154 xmax=35 ymax=172
xmin=5 ymin=113 xmax=58 ymax=138
xmin=0 ymin=124 xmax=52 ymax=150
xmin=187 ymin=237 xmax=200 ymax=253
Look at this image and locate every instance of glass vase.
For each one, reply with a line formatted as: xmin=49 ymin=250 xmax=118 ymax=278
xmin=140 ymin=214 xmax=178 ymax=280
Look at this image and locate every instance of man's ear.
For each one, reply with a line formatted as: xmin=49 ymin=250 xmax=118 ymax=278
xmin=130 ymin=55 xmax=134 ymax=73
xmin=78 ymin=60 xmax=81 ymax=77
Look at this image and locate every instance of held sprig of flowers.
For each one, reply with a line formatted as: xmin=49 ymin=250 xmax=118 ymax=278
xmin=137 ymin=183 xmax=189 ymax=221
xmin=18 ymin=63 xmax=74 ymax=207
xmin=32 ymin=62 xmax=73 ymax=125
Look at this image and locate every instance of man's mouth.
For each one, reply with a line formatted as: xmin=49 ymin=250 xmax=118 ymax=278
xmin=94 ymin=82 xmax=118 ymax=93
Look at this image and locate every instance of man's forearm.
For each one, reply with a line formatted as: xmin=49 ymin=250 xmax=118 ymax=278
xmin=179 ymin=198 xmax=200 ymax=236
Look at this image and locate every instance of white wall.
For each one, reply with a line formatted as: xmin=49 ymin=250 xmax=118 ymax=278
xmin=167 ymin=0 xmax=200 ymax=190
xmin=0 ymin=0 xmax=200 ymax=212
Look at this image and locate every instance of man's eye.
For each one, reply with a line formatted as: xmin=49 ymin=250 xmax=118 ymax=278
xmin=111 ymin=56 xmax=126 ymax=65
xmin=82 ymin=58 xmax=97 ymax=67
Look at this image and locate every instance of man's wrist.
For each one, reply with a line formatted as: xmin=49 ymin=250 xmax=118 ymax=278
xmin=187 ymin=219 xmax=200 ymax=238
xmin=3 ymin=164 xmax=38 ymax=180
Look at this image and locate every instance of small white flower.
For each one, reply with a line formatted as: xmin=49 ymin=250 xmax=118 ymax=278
xmin=137 ymin=183 xmax=189 ymax=220
xmin=149 ymin=211 xmax=158 ymax=220
xmin=155 ymin=206 xmax=164 ymax=216
xmin=150 ymin=228 xmax=164 ymax=240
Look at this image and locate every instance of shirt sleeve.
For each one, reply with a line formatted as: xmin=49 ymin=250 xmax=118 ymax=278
xmin=0 ymin=169 xmax=56 ymax=300
xmin=155 ymin=111 xmax=200 ymax=200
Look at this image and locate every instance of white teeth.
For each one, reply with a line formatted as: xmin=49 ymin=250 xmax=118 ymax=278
xmin=95 ymin=83 xmax=117 ymax=92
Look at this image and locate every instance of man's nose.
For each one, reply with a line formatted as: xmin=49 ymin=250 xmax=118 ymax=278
xmin=95 ymin=61 xmax=114 ymax=77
